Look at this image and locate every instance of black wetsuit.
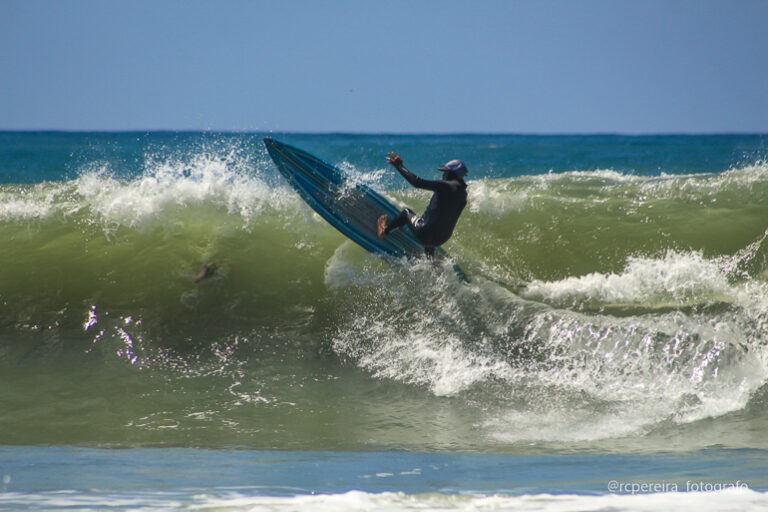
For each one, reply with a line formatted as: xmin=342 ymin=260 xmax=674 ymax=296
xmin=385 ymin=166 xmax=467 ymax=255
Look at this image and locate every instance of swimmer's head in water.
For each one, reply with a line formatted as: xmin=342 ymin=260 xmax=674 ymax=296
xmin=194 ymin=263 xmax=217 ymax=283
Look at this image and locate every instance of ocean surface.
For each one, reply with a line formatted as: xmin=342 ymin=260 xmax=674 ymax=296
xmin=1 ymin=132 xmax=767 ymax=511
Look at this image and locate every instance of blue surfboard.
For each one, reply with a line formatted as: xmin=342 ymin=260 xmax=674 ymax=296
xmin=264 ymin=138 xmax=467 ymax=281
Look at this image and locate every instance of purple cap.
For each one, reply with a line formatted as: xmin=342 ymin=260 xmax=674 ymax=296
xmin=437 ymin=159 xmax=468 ymax=177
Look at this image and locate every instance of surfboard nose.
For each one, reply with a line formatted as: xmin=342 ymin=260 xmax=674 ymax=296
xmin=264 ymin=137 xmax=286 ymax=153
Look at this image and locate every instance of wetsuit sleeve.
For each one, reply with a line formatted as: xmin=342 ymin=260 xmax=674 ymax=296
xmin=395 ymin=166 xmax=451 ymax=193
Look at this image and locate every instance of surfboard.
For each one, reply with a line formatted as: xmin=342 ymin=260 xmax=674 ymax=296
xmin=264 ymin=138 xmax=468 ymax=281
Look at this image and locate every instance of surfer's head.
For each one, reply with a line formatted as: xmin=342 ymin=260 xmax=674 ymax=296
xmin=438 ymin=160 xmax=468 ymax=180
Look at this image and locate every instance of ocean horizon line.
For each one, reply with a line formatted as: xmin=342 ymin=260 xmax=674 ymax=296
xmin=2 ymin=129 xmax=767 ymax=137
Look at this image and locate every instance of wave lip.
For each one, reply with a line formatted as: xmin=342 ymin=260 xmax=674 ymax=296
xmin=0 ymin=138 xmax=299 ymax=228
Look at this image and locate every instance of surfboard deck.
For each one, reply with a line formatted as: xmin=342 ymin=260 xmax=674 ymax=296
xmin=263 ymin=138 xmax=468 ymax=281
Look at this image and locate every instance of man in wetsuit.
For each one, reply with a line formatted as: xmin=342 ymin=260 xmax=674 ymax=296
xmin=377 ymin=152 xmax=468 ymax=257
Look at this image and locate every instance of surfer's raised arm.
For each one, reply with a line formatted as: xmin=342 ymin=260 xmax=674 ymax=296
xmin=386 ymin=152 xmax=444 ymax=192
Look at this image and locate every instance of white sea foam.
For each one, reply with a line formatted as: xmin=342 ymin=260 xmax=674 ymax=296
xmin=461 ymin=161 xmax=768 ymax=220
xmin=521 ymin=250 xmax=738 ymax=309
xmin=327 ymin=243 xmax=768 ymax=445
xmin=74 ymin=150 xmax=292 ymax=228
xmin=0 ymin=182 xmax=76 ymax=220
xmin=4 ymin=488 xmax=766 ymax=512
xmin=197 ymin=489 xmax=768 ymax=512
xmin=0 ymin=141 xmax=306 ymax=227
xmin=468 ymin=179 xmax=529 ymax=217
xmin=327 ymin=253 xmax=515 ymax=397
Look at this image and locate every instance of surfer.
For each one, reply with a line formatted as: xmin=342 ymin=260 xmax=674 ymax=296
xmin=377 ymin=152 xmax=468 ymax=257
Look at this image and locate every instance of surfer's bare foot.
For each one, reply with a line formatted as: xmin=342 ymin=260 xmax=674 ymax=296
xmin=377 ymin=215 xmax=388 ymax=239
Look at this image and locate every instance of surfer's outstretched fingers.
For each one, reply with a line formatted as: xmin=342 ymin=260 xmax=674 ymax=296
xmin=387 ymin=152 xmax=403 ymax=167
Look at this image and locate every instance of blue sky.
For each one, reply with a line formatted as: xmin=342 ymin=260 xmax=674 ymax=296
xmin=1 ymin=0 xmax=767 ymax=133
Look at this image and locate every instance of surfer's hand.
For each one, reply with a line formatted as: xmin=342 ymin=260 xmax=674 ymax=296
xmin=387 ymin=152 xmax=404 ymax=169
